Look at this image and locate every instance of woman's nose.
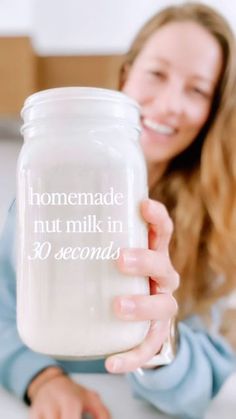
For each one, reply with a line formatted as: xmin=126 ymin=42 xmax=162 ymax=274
xmin=152 ymin=84 xmax=184 ymax=118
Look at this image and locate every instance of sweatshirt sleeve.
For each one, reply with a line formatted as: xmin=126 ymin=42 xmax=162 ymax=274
xmin=0 ymin=201 xmax=59 ymax=400
xmin=127 ymin=320 xmax=236 ymax=419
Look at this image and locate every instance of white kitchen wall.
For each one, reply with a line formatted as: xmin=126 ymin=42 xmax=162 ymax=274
xmin=32 ymin=0 xmax=236 ymax=55
xmin=0 ymin=0 xmax=235 ymax=52
xmin=0 ymin=0 xmax=32 ymax=35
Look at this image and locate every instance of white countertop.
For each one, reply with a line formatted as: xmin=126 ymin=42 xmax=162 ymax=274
xmin=1 ymin=372 xmax=236 ymax=419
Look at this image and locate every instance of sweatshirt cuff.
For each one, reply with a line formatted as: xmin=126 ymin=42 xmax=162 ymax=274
xmin=7 ymin=347 xmax=59 ymax=401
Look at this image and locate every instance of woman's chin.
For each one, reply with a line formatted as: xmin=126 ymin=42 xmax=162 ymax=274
xmin=140 ymin=136 xmax=173 ymax=164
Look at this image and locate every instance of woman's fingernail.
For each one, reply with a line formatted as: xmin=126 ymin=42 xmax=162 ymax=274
xmin=148 ymin=199 xmax=157 ymax=213
xmin=120 ymin=298 xmax=136 ymax=314
xmin=110 ymin=357 xmax=124 ymax=372
xmin=157 ymin=286 xmax=169 ymax=294
xmin=122 ymin=251 xmax=137 ymax=268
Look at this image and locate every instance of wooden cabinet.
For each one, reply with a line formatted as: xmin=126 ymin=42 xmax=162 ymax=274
xmin=0 ymin=37 xmax=36 ymax=114
xmin=38 ymin=55 xmax=124 ymax=91
xmin=0 ymin=35 xmax=125 ymax=114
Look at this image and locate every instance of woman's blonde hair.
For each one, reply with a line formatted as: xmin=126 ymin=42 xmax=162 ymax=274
xmin=120 ymin=3 xmax=236 ymax=318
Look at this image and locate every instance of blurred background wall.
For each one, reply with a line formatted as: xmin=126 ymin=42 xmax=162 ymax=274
xmin=0 ymin=0 xmax=235 ymax=232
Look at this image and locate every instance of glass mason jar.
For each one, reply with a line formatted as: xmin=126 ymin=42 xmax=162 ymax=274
xmin=17 ymin=87 xmax=150 ymax=359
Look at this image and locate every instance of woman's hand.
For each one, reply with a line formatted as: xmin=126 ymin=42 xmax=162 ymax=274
xmin=105 ymin=199 xmax=179 ymax=373
xmin=28 ymin=367 xmax=111 ymax=419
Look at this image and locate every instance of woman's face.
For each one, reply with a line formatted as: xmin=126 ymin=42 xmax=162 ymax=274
xmin=123 ymin=21 xmax=223 ymax=165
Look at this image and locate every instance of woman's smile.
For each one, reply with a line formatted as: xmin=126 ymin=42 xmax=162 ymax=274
xmin=141 ymin=116 xmax=178 ymax=144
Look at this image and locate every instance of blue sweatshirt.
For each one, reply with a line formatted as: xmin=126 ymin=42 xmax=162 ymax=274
xmin=0 ymin=201 xmax=235 ymax=419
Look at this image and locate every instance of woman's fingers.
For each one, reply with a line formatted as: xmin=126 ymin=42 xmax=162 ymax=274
xmin=117 ymin=248 xmax=179 ymax=292
xmin=31 ymin=411 xmax=59 ymax=419
xmin=30 ymin=404 xmax=60 ymax=419
xmin=108 ymin=198 xmax=179 ymax=374
xmin=29 ymin=412 xmax=45 ymax=419
xmin=60 ymin=398 xmax=83 ymax=419
xmin=113 ymin=292 xmax=178 ymax=321
xmin=140 ymin=199 xmax=174 ymax=252
xmin=83 ymin=391 xmax=111 ymax=419
xmin=105 ymin=320 xmax=169 ymax=373
xmin=116 ymin=198 xmax=179 ymax=292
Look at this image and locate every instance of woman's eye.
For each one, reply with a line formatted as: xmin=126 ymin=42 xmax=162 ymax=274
xmin=191 ymin=87 xmax=209 ymax=98
xmin=149 ymin=70 xmax=166 ymax=79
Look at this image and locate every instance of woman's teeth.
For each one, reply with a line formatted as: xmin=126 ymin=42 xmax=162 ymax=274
xmin=143 ymin=118 xmax=176 ymax=135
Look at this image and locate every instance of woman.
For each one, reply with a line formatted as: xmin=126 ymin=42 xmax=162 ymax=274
xmin=0 ymin=3 xmax=236 ymax=419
